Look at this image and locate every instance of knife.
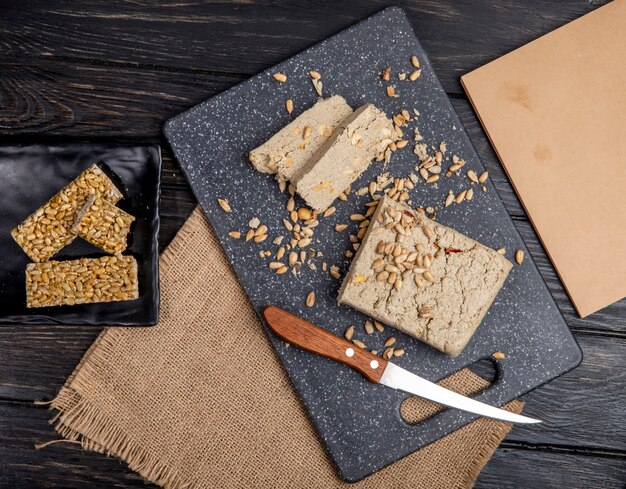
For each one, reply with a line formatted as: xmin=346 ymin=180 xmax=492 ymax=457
xmin=263 ymin=306 xmax=540 ymax=425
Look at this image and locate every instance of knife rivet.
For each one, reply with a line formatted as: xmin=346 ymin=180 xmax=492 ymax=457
xmin=370 ymin=360 xmax=379 ymax=369
xmin=345 ymin=348 xmax=355 ymax=358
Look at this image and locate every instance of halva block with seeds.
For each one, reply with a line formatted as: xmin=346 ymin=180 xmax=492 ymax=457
xmin=290 ymin=104 xmax=394 ymax=211
xmin=26 ymin=255 xmax=139 ymax=308
xmin=72 ymin=196 xmax=135 ymax=254
xmin=338 ymin=196 xmax=512 ymax=357
xmin=249 ymin=95 xmax=353 ymax=182
xmin=11 ymin=164 xmax=123 ymax=262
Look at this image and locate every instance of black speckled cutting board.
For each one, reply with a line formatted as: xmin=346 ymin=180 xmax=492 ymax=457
xmin=164 ymin=7 xmax=582 ymax=482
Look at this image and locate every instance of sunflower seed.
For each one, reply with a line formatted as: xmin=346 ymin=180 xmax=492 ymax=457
xmin=409 ymin=69 xmax=421 ymax=81
xmin=386 ymin=85 xmax=396 ymax=97
xmin=353 ymin=339 xmax=366 ymax=349
xmin=323 ymin=206 xmax=336 ymax=217
xmin=345 ymin=326 xmax=355 ymax=340
xmin=245 ymin=229 xmax=255 ymax=242
xmin=445 ymin=192 xmax=455 ymax=207
xmin=228 ymin=231 xmax=241 ymax=239
xmin=497 ymin=247 xmax=506 ymax=255
xmin=478 ymin=171 xmax=489 ymax=183
xmin=515 ymin=249 xmax=524 ymax=265
xmin=309 ymin=70 xmax=321 ymax=80
xmin=255 ymin=225 xmax=268 ymax=236
xmin=335 ymin=224 xmax=348 ymax=232
xmin=411 ymin=55 xmax=420 ymax=68
xmin=374 ymin=321 xmax=385 ymax=332
xmin=426 ymin=175 xmax=439 ymax=184
xmin=493 ymin=351 xmax=506 ymax=360
xmin=306 ymin=291 xmax=315 ymax=308
xmin=419 ymin=306 xmax=434 ymax=319
xmin=364 ymin=321 xmax=375 ymax=335
xmin=276 ymin=265 xmax=288 ymax=275
xmin=384 ymin=337 xmax=397 ymax=347
xmin=272 ymin=73 xmax=287 ymax=83
xmin=396 ymin=139 xmax=409 ymax=149
xmin=217 ymin=198 xmax=232 ymax=213
xmin=422 ymin=271 xmax=435 ymax=282
xmin=297 ymin=208 xmax=312 ymax=220
xmin=467 ymin=170 xmax=479 ymax=183
xmin=286 ymin=99 xmax=294 ymax=114
xmin=383 ymin=348 xmax=394 ymax=359
xmin=393 ymin=348 xmax=405 ymax=357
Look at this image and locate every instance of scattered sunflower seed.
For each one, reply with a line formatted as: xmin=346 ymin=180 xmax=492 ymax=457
xmin=409 ymin=69 xmax=421 ymax=81
xmin=217 ymin=198 xmax=232 ymax=213
xmin=493 ymin=351 xmax=506 ymax=360
xmin=393 ymin=348 xmax=405 ymax=357
xmin=345 ymin=325 xmax=355 ymax=340
xmin=228 ymin=231 xmax=241 ymax=239
xmin=305 ymin=291 xmax=316 ymax=308
xmin=384 ymin=337 xmax=397 ymax=347
xmin=286 ymin=99 xmax=294 ymax=114
xmin=272 ymin=73 xmax=287 ymax=83
xmin=515 ymin=249 xmax=525 ymax=265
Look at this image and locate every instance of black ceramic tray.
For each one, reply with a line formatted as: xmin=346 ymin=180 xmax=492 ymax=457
xmin=164 ymin=8 xmax=582 ymax=482
xmin=0 ymin=144 xmax=161 ymax=326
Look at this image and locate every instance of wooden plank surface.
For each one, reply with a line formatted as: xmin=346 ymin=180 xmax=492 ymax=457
xmin=0 ymin=1 xmax=624 ymax=487
xmin=0 ymin=403 xmax=624 ymax=489
xmin=0 ymin=0 xmax=610 ymax=94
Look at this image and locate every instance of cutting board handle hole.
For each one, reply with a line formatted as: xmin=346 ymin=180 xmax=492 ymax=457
xmin=399 ymin=358 xmax=499 ymax=425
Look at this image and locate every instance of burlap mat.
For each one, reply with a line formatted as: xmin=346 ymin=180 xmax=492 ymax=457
xmin=48 ymin=207 xmax=523 ymax=488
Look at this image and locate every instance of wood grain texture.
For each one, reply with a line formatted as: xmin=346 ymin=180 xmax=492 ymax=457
xmin=0 ymin=1 xmax=624 ymax=486
xmin=476 ymin=447 xmax=626 ymax=488
xmin=0 ymin=403 xmax=623 ymax=489
xmin=0 ymin=0 xmax=610 ymax=94
xmin=264 ymin=306 xmax=388 ymax=383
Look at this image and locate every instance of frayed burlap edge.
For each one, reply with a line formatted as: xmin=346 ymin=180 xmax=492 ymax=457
xmin=47 ymin=211 xmax=206 ymax=489
xmin=44 ymin=208 xmax=524 ymax=489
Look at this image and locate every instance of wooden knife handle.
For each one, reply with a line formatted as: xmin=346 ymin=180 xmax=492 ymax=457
xmin=263 ymin=305 xmax=388 ymax=383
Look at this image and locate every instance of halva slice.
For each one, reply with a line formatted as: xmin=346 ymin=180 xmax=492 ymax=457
xmin=72 ymin=196 xmax=135 ymax=254
xmin=248 ymin=95 xmax=353 ymax=182
xmin=26 ymin=255 xmax=139 ymax=308
xmin=11 ymin=164 xmax=123 ymax=262
xmin=338 ymin=196 xmax=512 ymax=357
xmin=290 ymin=104 xmax=394 ymax=211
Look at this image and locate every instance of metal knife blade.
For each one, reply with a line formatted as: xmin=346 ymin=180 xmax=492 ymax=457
xmin=380 ymin=362 xmax=540 ymax=424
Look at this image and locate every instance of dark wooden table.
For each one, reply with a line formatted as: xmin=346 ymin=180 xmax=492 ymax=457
xmin=1 ymin=1 xmax=624 ymax=487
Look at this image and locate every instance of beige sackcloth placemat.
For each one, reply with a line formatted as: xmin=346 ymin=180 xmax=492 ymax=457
xmin=47 ymin=207 xmax=523 ymax=488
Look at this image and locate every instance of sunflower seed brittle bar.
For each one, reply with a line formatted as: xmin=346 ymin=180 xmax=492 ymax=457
xmin=72 ymin=196 xmax=135 ymax=254
xmin=11 ymin=164 xmax=123 ymax=262
xmin=26 ymin=255 xmax=139 ymax=308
